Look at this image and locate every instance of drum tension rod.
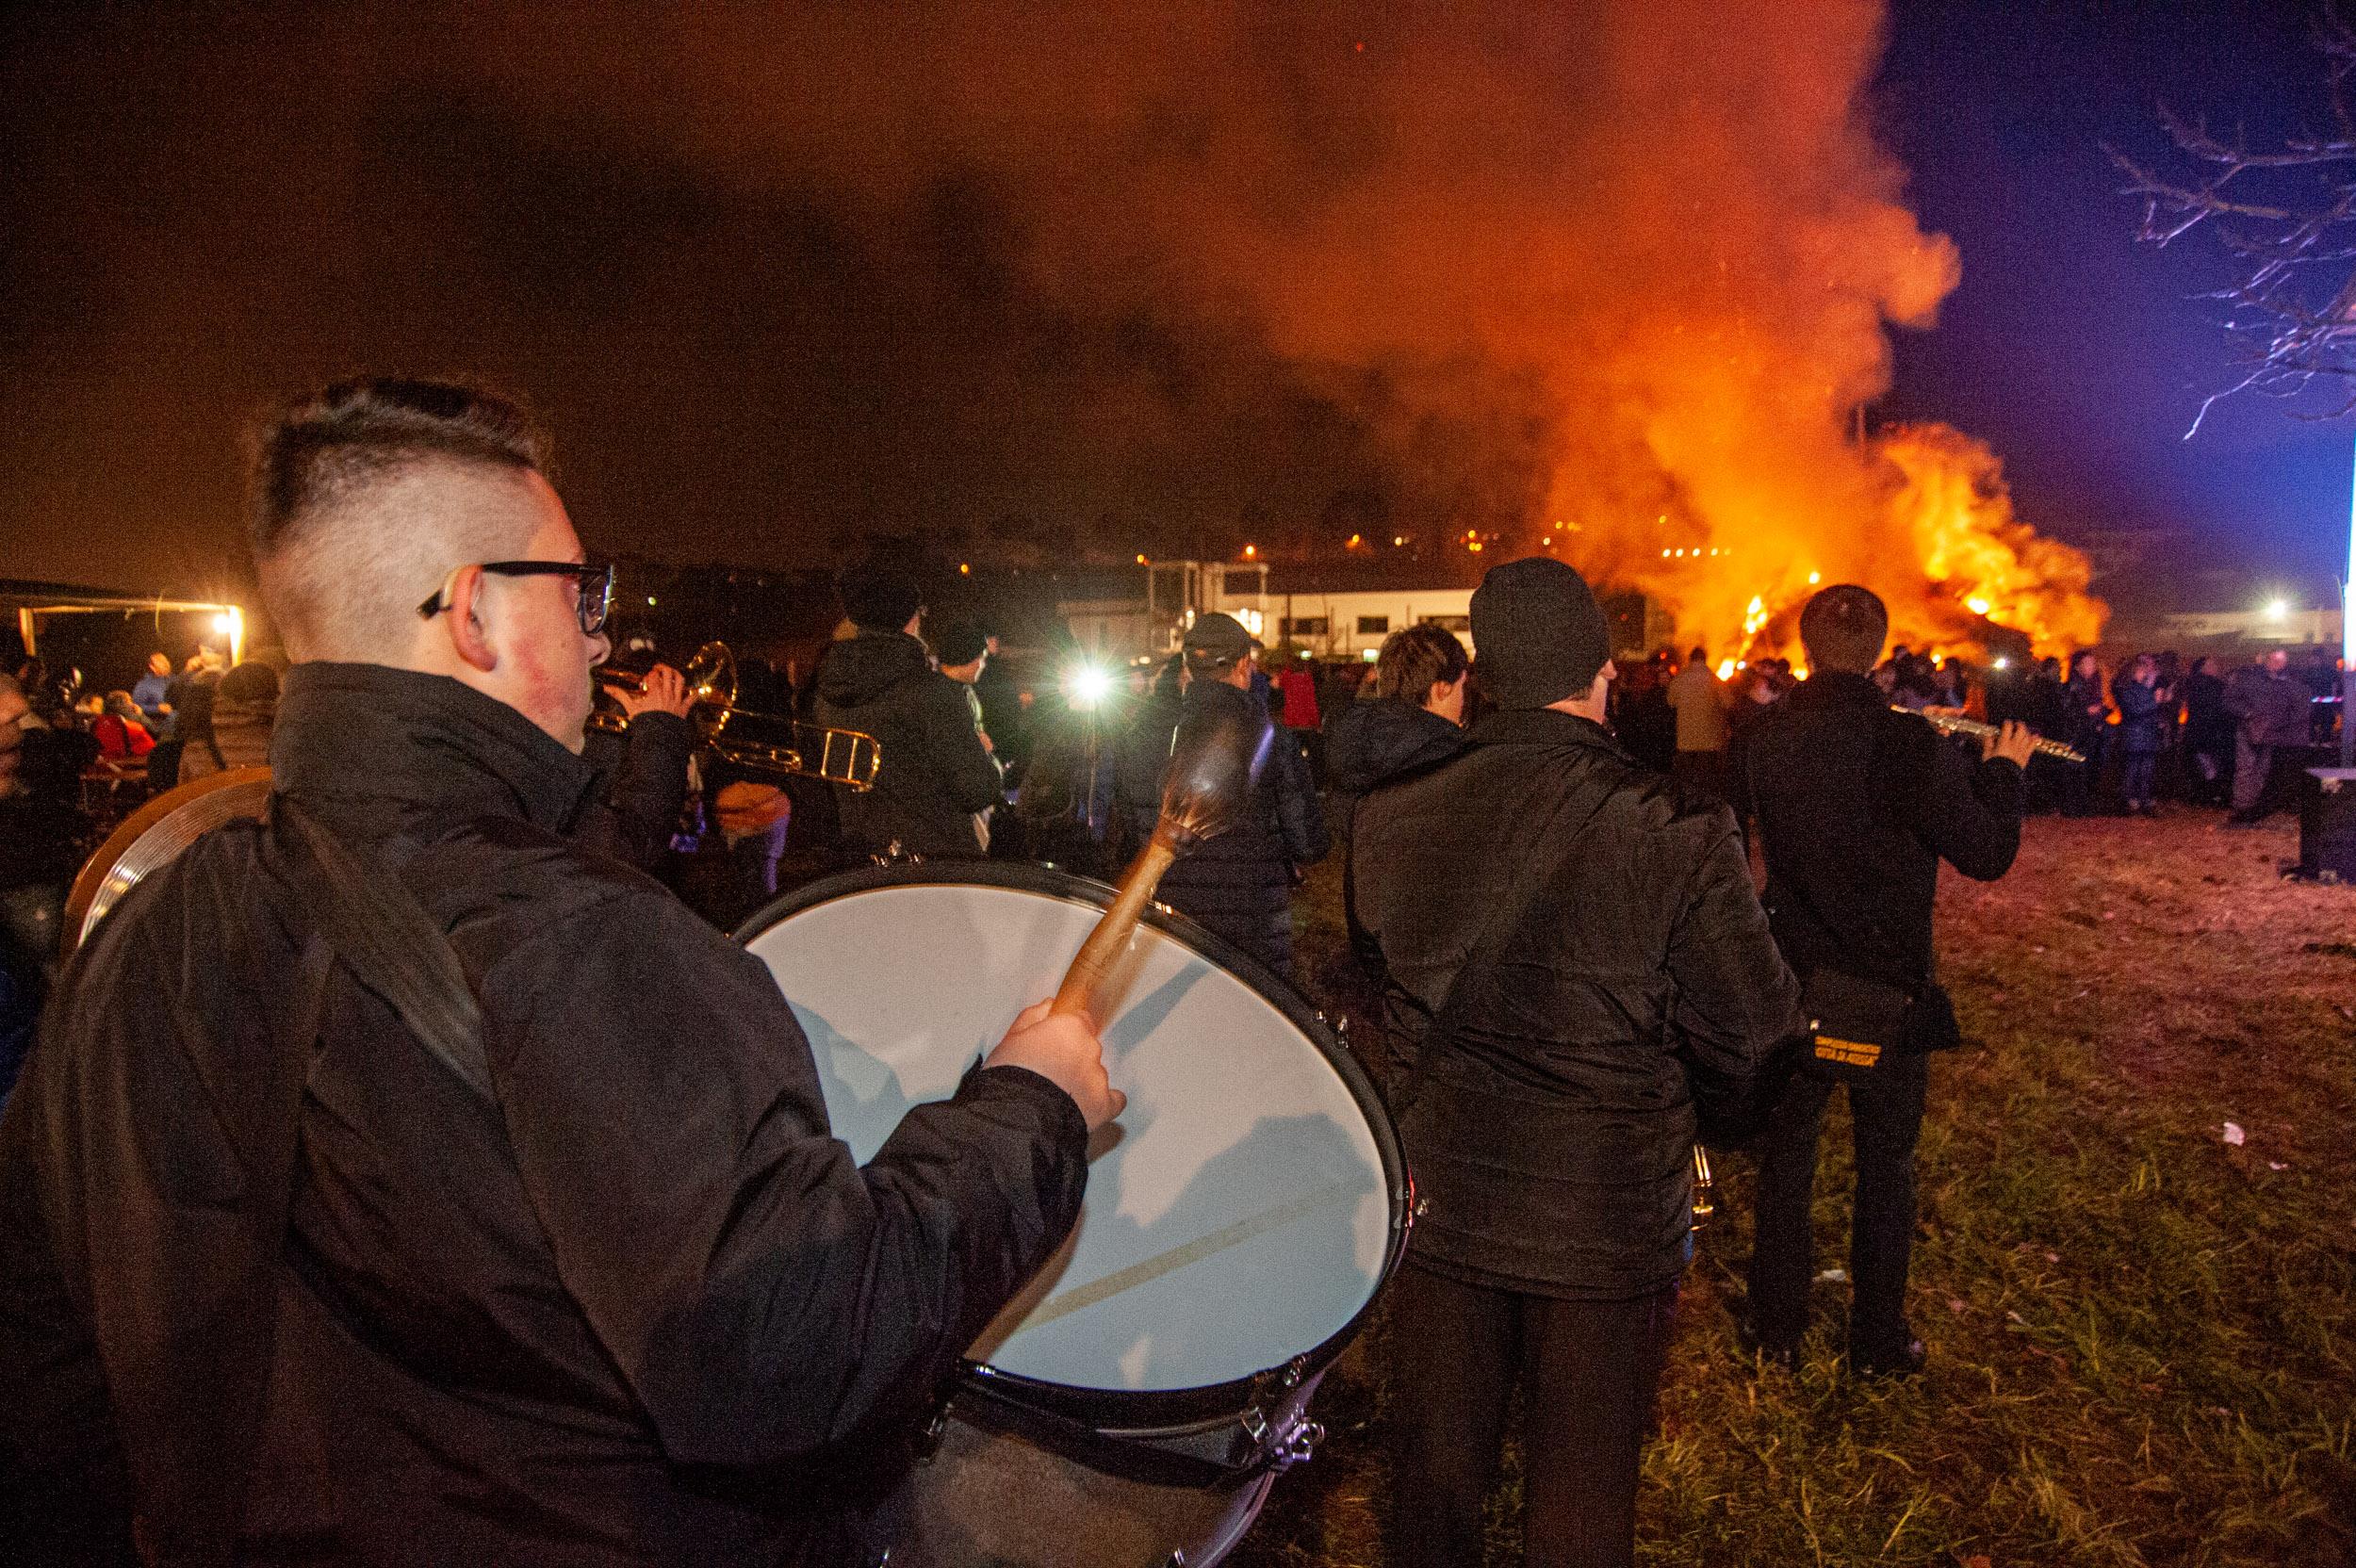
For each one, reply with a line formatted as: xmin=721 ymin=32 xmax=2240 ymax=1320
xmin=1241 ymin=1355 xmax=1323 ymax=1473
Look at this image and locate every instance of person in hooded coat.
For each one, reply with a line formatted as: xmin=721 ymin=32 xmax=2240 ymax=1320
xmin=810 ymin=564 xmax=1003 ymax=860
xmin=1325 ymin=621 xmax=1470 ymax=846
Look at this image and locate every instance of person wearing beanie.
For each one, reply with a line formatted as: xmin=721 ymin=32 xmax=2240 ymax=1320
xmin=812 ymin=564 xmax=1003 ymax=858
xmin=933 ymin=621 xmax=997 ymax=850
xmin=1350 ymin=556 xmax=1800 ymax=1568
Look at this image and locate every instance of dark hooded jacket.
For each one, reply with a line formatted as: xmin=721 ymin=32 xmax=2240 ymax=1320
xmin=0 ymin=662 xmax=1088 ymax=1566
xmin=812 ymin=631 xmax=1003 ymax=859
xmin=2112 ymin=675 xmax=2163 ymax=757
xmin=1350 ymin=708 xmax=1798 ymax=1298
xmin=1114 ymin=678 xmax=1326 ymax=979
xmin=1324 ymin=697 xmax=1466 ymax=845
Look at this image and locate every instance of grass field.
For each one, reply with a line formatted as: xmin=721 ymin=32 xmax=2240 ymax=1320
xmin=1232 ymin=809 xmax=2356 ymax=1567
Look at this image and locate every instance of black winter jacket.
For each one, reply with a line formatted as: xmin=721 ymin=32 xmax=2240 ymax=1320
xmin=0 ymin=662 xmax=1088 ymax=1566
xmin=1324 ymin=697 xmax=1466 ymax=845
xmin=1728 ymin=671 xmax=2022 ymax=1004
xmin=813 ymin=631 xmax=1003 ymax=858
xmin=2223 ymin=664 xmax=2313 ymax=748
xmin=1350 ymin=708 xmax=1798 ymax=1298
xmin=2182 ymin=670 xmax=2232 ymax=751
xmin=578 ymin=709 xmax=694 ymax=871
xmin=1114 ymin=678 xmax=1327 ymax=978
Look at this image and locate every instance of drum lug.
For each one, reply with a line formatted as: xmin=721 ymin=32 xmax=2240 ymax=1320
xmin=1242 ymin=1356 xmax=1321 ymax=1472
xmin=1241 ymin=1402 xmax=1324 ymax=1474
xmin=872 ymin=840 xmax=924 ymax=867
xmin=911 ymin=1401 xmax=950 ymax=1463
xmin=1273 ymin=1418 xmax=1325 ymax=1471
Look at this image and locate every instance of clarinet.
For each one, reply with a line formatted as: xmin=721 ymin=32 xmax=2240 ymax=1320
xmin=1892 ymin=706 xmax=2087 ymax=764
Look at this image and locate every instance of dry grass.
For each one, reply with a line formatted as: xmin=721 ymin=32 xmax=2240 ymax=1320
xmin=1235 ymin=809 xmax=2356 ymax=1566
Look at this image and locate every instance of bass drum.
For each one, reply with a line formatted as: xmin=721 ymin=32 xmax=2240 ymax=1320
xmin=738 ymin=863 xmax=1408 ymax=1567
xmin=62 ymin=768 xmax=271 ymax=956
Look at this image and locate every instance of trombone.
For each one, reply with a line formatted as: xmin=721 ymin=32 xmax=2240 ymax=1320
xmin=594 ymin=641 xmax=882 ymax=792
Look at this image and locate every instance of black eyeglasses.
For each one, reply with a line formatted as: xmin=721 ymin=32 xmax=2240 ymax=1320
xmin=417 ymin=561 xmax=614 ymax=637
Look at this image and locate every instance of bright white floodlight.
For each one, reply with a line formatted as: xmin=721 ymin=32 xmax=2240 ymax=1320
xmin=1066 ymin=663 xmax=1115 ymax=711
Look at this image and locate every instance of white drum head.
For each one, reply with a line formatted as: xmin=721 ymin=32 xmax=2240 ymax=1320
xmin=742 ymin=874 xmax=1395 ymax=1399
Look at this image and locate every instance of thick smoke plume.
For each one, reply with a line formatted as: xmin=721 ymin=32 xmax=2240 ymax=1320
xmin=3 ymin=1 xmax=2103 ymax=657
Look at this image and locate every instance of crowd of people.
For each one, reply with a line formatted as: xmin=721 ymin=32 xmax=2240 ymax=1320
xmin=1601 ymin=639 xmax=2338 ymax=826
xmin=0 ymin=374 xmax=2348 ymax=1567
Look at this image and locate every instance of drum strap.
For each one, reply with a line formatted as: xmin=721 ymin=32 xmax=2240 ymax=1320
xmin=142 ymin=912 xmax=333 ymax=1566
xmin=147 ymin=799 xmax=481 ymax=1565
xmin=1388 ymin=776 xmax=1612 ymax=1114
xmin=265 ymin=798 xmax=496 ymax=1103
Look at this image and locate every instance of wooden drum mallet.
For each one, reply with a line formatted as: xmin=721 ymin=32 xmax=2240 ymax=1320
xmin=1052 ymin=703 xmax=1267 ymax=1028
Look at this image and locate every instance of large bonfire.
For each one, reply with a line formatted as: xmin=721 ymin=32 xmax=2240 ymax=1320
xmin=1584 ymin=422 xmax=2105 ymax=665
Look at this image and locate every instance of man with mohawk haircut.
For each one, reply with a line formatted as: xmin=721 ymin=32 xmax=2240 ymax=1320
xmin=0 ymin=379 xmax=1121 ymax=1566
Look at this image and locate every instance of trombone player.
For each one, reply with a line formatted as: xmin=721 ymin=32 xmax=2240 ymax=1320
xmin=581 ymin=654 xmax=695 ymax=873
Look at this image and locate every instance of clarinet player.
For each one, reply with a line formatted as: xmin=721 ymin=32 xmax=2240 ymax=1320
xmin=1730 ymin=584 xmax=2035 ymax=1378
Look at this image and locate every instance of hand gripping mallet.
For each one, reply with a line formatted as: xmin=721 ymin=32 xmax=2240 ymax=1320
xmin=1052 ymin=703 xmax=1268 ymax=1027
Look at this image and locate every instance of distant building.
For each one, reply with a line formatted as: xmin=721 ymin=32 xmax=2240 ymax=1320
xmin=2151 ymin=606 xmax=2343 ymax=648
xmin=1057 ymin=561 xmax=1670 ymax=663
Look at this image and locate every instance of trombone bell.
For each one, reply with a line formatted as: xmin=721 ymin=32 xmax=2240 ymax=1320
xmin=706 ymin=721 xmax=882 ymax=792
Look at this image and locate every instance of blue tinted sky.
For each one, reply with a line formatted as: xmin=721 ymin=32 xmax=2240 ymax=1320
xmin=1880 ymin=0 xmax=2349 ymax=604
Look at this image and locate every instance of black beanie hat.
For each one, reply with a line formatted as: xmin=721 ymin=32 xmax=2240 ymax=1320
xmin=1470 ymin=557 xmax=1612 ymax=709
xmin=840 ymin=563 xmax=924 ymax=632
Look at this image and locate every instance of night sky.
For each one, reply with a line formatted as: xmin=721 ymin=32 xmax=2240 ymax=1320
xmin=1879 ymin=0 xmax=2346 ymax=609
xmin=2 ymin=1 xmax=2345 ymax=615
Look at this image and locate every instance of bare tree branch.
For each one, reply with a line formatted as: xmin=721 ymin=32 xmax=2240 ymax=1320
xmin=2113 ymin=9 xmax=2356 ymax=434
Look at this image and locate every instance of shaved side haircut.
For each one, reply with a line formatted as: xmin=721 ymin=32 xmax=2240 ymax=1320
xmin=1798 ymin=585 xmax=1890 ymax=676
xmin=251 ymin=379 xmax=551 ymax=661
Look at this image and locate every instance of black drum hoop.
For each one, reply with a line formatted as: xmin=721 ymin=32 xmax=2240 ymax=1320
xmin=734 ymin=859 xmax=1411 ymax=1434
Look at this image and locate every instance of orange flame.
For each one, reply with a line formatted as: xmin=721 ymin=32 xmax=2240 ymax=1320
xmin=1875 ymin=423 xmax=2105 ymax=657
xmin=1583 ymin=421 xmax=2104 ymax=665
